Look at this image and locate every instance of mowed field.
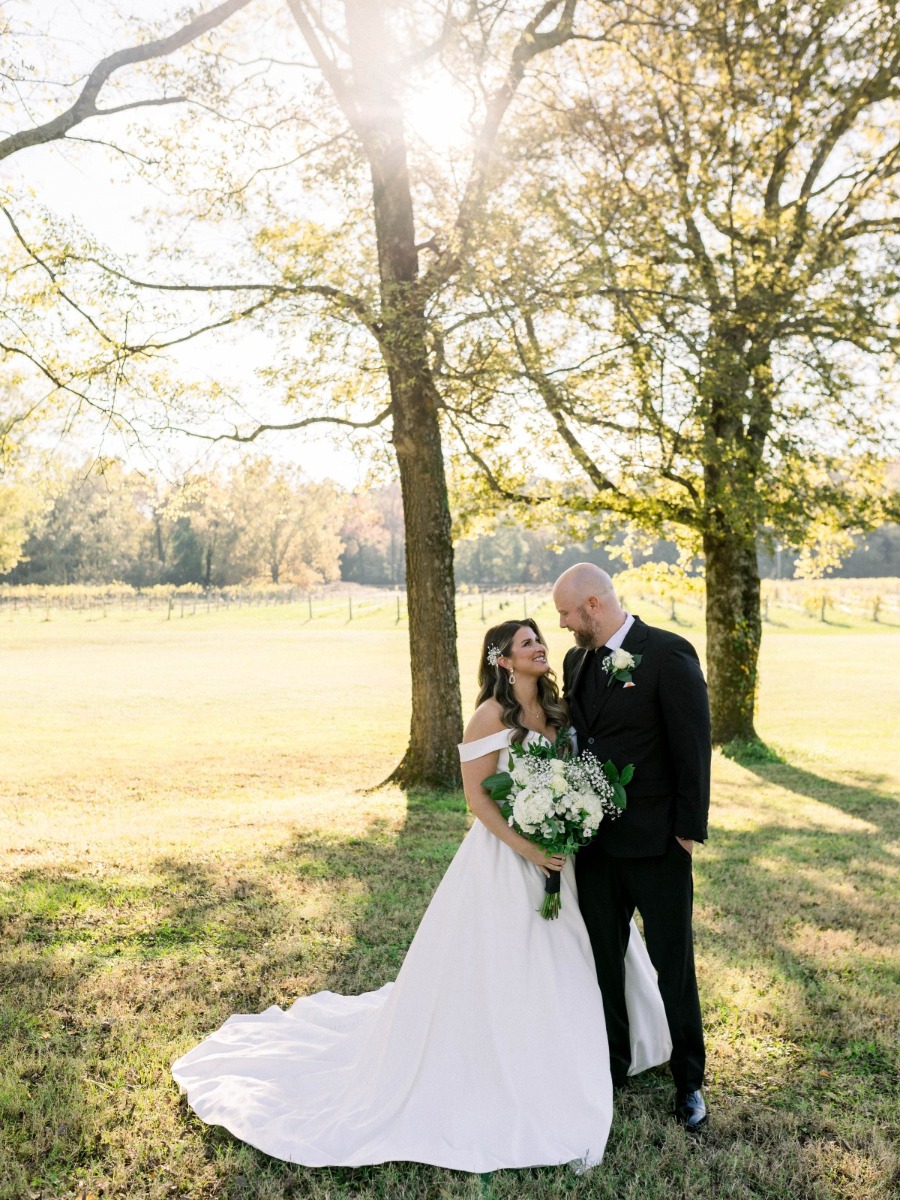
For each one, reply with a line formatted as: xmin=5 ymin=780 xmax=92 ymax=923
xmin=1 ymin=595 xmax=898 ymax=1200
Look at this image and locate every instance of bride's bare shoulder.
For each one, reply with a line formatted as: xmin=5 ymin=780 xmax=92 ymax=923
xmin=462 ymin=699 xmax=506 ymax=743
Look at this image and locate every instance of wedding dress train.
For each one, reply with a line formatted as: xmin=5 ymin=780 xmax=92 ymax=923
xmin=172 ymin=730 xmax=672 ymax=1172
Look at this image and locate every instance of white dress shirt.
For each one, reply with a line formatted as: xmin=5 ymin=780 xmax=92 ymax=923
xmin=604 ymin=612 xmax=635 ymax=651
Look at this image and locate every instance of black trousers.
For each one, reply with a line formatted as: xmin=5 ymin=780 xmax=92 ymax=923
xmin=575 ymin=839 xmax=705 ymax=1092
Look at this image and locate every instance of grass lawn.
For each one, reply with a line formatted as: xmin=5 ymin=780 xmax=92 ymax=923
xmin=1 ymin=595 xmax=898 ymax=1200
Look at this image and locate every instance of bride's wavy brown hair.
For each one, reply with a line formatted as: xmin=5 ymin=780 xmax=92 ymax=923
xmin=475 ymin=618 xmax=567 ymax=745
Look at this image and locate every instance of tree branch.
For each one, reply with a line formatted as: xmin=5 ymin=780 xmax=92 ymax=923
xmin=447 ymin=413 xmax=552 ymax=505
xmin=177 ymin=405 xmax=394 ymax=444
xmin=653 ymin=98 xmax=721 ymax=307
xmin=513 ymin=313 xmax=624 ymax=496
xmin=0 ymin=0 xmax=256 ymax=162
xmin=1 ymin=203 xmax=121 ymax=348
xmin=284 ymin=0 xmax=360 ymax=133
xmin=421 ymin=0 xmax=580 ymax=294
xmin=82 ymin=258 xmax=381 ymax=339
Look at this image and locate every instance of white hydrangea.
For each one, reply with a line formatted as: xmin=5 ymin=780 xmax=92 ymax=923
xmin=510 ymin=762 xmax=532 ymax=786
xmin=511 ymin=783 xmax=555 ymax=834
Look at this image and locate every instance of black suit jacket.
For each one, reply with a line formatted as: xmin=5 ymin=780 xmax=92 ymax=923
xmin=562 ymin=617 xmax=711 ymax=856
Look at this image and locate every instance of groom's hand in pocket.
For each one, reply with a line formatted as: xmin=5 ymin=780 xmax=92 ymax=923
xmin=675 ymin=837 xmax=694 ymax=855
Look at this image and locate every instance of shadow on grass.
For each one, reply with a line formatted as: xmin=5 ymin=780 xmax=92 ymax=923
xmin=724 ymin=737 xmax=897 ymax=829
xmin=3 ymin=763 xmax=897 ymax=1199
xmin=0 ymin=790 xmax=475 ymax=1198
xmin=691 ymin=747 xmax=899 ymax=1133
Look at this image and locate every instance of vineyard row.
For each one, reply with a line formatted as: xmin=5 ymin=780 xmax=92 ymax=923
xmin=1 ymin=580 xmax=898 ymax=624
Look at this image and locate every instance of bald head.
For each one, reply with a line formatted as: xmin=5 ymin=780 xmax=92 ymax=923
xmin=553 ymin=562 xmax=615 ymax=605
xmin=552 ymin=562 xmax=625 ymax=649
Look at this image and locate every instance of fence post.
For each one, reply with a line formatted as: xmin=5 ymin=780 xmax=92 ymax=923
xmin=820 ymin=595 xmax=827 ymax=622
xmin=481 ymin=593 xmax=486 ymax=622
xmin=308 ymin=595 xmax=313 ymax=620
xmin=396 ymin=594 xmax=401 ymax=624
xmin=873 ymin=596 xmax=880 ymax=623
xmin=348 ymin=595 xmax=353 ymax=621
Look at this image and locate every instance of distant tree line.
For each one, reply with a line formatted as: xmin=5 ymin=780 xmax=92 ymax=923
xmin=2 ymin=457 xmax=345 ymax=589
xmin=1 ymin=456 xmax=896 ymax=589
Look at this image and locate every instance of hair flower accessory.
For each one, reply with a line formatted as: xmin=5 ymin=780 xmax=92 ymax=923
xmin=601 ymin=648 xmax=642 ymax=687
xmin=486 ymin=645 xmax=502 ymax=668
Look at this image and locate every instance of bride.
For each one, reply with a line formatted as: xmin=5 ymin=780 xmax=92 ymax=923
xmin=172 ymin=618 xmax=671 ymax=1173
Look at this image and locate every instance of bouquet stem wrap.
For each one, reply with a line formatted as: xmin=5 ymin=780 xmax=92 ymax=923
xmin=541 ymin=867 xmax=562 ymax=920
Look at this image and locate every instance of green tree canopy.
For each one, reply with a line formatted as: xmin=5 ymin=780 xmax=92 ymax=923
xmin=446 ymin=0 xmax=900 ymax=743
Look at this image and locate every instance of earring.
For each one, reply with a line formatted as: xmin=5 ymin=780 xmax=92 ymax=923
xmin=508 ymin=669 xmax=516 ymax=685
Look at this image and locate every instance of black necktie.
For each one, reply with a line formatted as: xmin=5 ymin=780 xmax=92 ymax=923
xmin=584 ymin=645 xmax=611 ymax=711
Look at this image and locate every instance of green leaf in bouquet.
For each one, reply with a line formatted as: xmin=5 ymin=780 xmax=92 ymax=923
xmin=481 ymin=771 xmax=511 ymax=790
xmin=526 ymin=739 xmax=553 ymax=759
xmin=599 ymin=760 xmax=632 ymax=809
xmin=481 ymin=771 xmax=513 ymax=802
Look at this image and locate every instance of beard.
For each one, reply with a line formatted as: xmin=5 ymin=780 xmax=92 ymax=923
xmin=573 ymin=628 xmax=596 ymax=649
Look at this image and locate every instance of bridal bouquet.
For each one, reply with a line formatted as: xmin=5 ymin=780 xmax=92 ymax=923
xmin=482 ymin=732 xmax=632 ymax=919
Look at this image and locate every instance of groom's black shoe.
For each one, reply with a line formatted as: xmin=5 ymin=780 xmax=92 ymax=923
xmin=675 ymin=1089 xmax=708 ymax=1132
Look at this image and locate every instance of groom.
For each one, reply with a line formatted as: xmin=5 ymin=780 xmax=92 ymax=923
xmin=552 ymin=563 xmax=711 ymax=1131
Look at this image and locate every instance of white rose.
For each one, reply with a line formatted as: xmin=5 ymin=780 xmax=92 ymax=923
xmin=610 ymin=648 xmax=635 ymax=671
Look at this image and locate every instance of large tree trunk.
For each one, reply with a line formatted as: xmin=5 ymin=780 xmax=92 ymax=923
xmin=391 ymin=371 xmax=462 ymax=785
xmin=700 ymin=329 xmax=766 ymax=745
xmin=346 ymin=0 xmax=462 ymax=785
xmin=703 ymin=529 xmax=761 ymax=745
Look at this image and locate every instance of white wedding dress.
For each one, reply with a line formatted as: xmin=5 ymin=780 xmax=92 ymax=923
xmin=172 ymin=730 xmax=671 ymax=1173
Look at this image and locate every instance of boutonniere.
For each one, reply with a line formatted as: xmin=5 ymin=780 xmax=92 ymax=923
xmin=601 ymin=648 xmax=643 ymax=687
